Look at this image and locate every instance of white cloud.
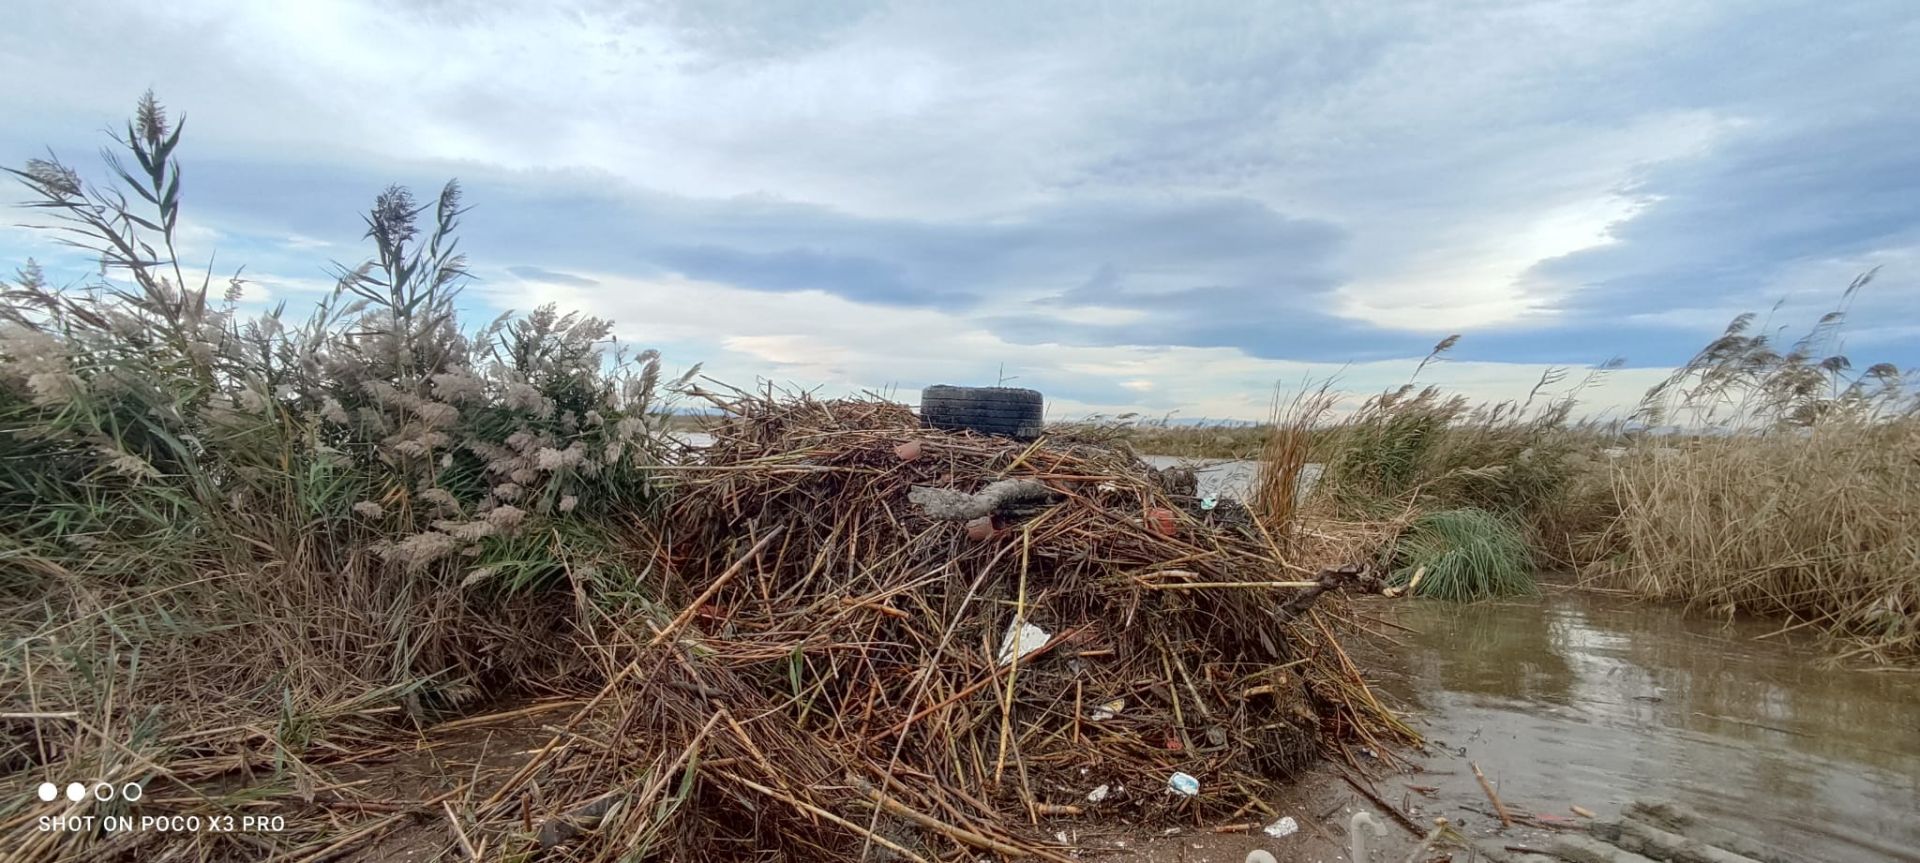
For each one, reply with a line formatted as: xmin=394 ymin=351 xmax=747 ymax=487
xmin=4 ymin=0 xmax=1915 ymax=420
xmin=239 ymin=273 xmax=338 ymax=302
xmin=490 ymin=269 xmax=1670 ymax=421
xmin=1329 ymin=111 xmax=1735 ymax=331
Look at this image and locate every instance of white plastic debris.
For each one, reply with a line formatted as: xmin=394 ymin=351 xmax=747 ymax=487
xmin=1166 ymin=772 xmax=1199 ymax=797
xmin=1086 ymin=784 xmax=1111 ymax=803
xmin=1199 ymin=496 xmax=1219 ymax=511
xmin=996 ymin=621 xmax=1050 ymax=665
xmin=1088 ymin=698 xmax=1125 ymax=721
xmin=1263 ymin=816 xmax=1298 ymax=838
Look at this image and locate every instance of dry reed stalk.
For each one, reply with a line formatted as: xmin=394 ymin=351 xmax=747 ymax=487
xmin=719 ymin=772 xmax=935 ymax=863
xmin=1471 ymin=761 xmax=1514 ymax=828
xmin=478 ymin=529 xmax=783 ymax=810
xmin=443 ymin=801 xmax=482 ymax=860
xmin=1252 ymin=383 xmax=1338 ymax=541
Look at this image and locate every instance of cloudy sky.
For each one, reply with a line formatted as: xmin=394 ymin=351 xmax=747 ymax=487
xmin=4 ymin=0 xmax=1917 ymax=420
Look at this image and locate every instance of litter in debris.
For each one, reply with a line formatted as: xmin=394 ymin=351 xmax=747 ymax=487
xmin=1086 ymin=784 xmax=1111 ymax=803
xmin=1263 ymin=816 xmax=1299 ymax=838
xmin=1089 ymin=698 xmax=1126 ymax=721
xmin=997 ymin=621 xmax=1051 ymax=665
xmin=1167 ymin=772 xmax=1200 ymax=797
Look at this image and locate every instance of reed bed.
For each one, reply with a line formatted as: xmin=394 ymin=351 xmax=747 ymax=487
xmin=1588 ymin=277 xmax=1920 ymax=661
xmin=1048 ymin=417 xmax=1278 ymax=461
xmin=0 ymin=93 xmax=684 ymax=862
xmin=1600 ymin=423 xmax=1920 ymax=660
xmin=1266 ymin=344 xmax=1626 ymax=599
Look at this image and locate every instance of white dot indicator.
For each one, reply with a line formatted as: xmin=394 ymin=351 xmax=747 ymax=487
xmin=36 ymin=782 xmax=57 ymax=802
xmin=92 ymin=782 xmax=114 ymax=802
xmin=64 ymin=782 xmax=85 ymax=802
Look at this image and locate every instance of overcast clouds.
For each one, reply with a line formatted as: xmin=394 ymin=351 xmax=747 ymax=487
xmin=4 ymin=0 xmax=1916 ymax=419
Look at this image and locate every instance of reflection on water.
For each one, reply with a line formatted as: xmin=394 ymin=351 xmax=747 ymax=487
xmin=1375 ymin=592 xmax=1920 ymax=862
xmin=1136 ymin=456 xmax=1321 ymax=502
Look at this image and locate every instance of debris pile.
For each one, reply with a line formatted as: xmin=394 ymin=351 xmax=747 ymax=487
xmin=486 ymin=394 xmax=1412 ymax=861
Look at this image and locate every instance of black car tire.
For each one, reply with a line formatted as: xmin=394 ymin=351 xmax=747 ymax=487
xmin=919 ymin=386 xmax=1045 ymax=440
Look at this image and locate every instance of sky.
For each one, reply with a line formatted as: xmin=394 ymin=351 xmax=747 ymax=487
xmin=3 ymin=0 xmax=1917 ymax=421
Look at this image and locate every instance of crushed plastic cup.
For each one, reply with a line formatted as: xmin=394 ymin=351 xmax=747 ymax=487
xmin=1166 ymin=771 xmax=1199 ymax=797
xmin=1263 ymin=815 xmax=1298 ymax=838
xmin=997 ymin=621 xmax=1050 ymax=665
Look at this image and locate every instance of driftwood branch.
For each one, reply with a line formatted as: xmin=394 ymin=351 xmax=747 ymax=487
xmin=1275 ymin=562 xmax=1384 ymax=622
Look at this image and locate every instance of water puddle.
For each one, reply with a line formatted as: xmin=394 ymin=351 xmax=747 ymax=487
xmin=1137 ymin=456 xmax=1319 ymax=501
xmin=1370 ymin=590 xmax=1920 ymax=861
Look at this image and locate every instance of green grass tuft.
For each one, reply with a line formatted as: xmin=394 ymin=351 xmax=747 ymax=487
xmin=1392 ymin=508 xmax=1536 ymax=601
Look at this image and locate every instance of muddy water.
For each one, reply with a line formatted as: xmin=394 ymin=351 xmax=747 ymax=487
xmin=1136 ymin=456 xmax=1314 ymax=501
xmin=1373 ymin=591 xmax=1920 ymax=862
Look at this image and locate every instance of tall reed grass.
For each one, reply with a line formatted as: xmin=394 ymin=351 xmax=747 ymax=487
xmin=0 ymin=94 xmax=691 ymax=831
xmin=1306 ymin=339 xmax=1625 ymax=575
xmin=1249 ymin=383 xmax=1335 ymax=542
xmin=1283 ymin=281 xmax=1919 ymax=655
xmin=1601 ymin=423 xmax=1919 ymax=659
xmin=1594 ymin=274 xmax=1919 ymax=660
